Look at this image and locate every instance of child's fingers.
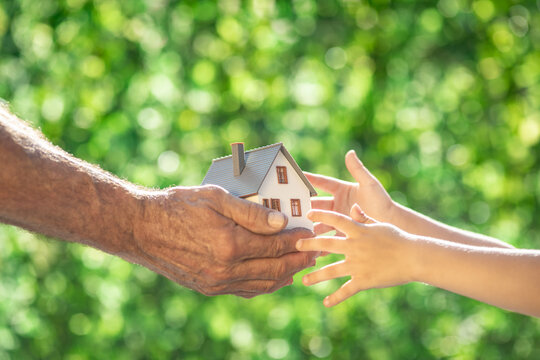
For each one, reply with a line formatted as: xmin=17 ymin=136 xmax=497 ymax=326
xmin=311 ymin=197 xmax=334 ymax=211
xmin=307 ymin=210 xmax=363 ymax=236
xmin=345 ymin=150 xmax=378 ymax=186
xmin=296 ymin=236 xmax=348 ymax=254
xmin=303 ymin=261 xmax=349 ymax=286
xmin=350 ymin=204 xmax=377 ymax=224
xmin=314 ymin=223 xmax=345 ymax=237
xmin=323 ymin=279 xmax=359 ymax=307
xmin=314 ymin=222 xmax=335 ymax=235
xmin=304 ymin=172 xmax=344 ymax=195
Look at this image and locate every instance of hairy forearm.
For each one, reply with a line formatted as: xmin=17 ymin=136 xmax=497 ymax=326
xmin=0 ymin=106 xmax=317 ymax=297
xmin=392 ymin=202 xmax=513 ymax=249
xmin=410 ymin=236 xmax=540 ymax=317
xmin=0 ymin=106 xmax=140 ymax=257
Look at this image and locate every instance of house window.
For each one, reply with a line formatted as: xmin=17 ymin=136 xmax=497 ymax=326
xmin=276 ymin=166 xmax=288 ymax=184
xmin=262 ymin=199 xmax=270 ymax=208
xmin=271 ymin=199 xmax=281 ymax=211
xmin=291 ymin=199 xmax=301 ymax=217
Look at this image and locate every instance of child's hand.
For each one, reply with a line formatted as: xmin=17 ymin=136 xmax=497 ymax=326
xmin=296 ymin=205 xmax=415 ymax=307
xmin=305 ymin=150 xmax=394 ymax=235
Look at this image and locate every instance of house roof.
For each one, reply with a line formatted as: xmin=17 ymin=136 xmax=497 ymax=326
xmin=201 ymin=143 xmax=317 ymax=198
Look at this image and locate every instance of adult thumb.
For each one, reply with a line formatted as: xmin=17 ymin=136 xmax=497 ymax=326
xmin=220 ymin=194 xmax=288 ymax=234
xmin=350 ymin=204 xmax=377 ymax=224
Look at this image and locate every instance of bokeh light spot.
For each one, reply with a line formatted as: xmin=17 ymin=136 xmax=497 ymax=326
xmin=158 ymin=150 xmax=180 ymax=174
xmin=325 ymin=47 xmax=347 ymax=70
xmin=266 ymin=339 xmax=290 ymax=359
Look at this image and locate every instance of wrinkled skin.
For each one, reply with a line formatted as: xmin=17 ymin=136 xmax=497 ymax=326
xmin=132 ymin=186 xmax=317 ymax=298
xmin=0 ymin=107 xmax=316 ymax=299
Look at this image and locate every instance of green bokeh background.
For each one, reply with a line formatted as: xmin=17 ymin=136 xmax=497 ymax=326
xmin=1 ymin=0 xmax=540 ymax=358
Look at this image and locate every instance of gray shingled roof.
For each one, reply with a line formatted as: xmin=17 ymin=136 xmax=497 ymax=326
xmin=201 ymin=143 xmax=317 ymax=198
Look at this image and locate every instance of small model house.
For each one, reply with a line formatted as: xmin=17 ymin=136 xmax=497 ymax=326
xmin=202 ymin=143 xmax=317 ymax=230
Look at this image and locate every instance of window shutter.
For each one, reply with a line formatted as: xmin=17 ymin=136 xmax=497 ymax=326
xmin=290 ymin=199 xmax=301 ymax=216
xmin=276 ymin=166 xmax=288 ymax=184
xmin=271 ymin=199 xmax=281 ymax=211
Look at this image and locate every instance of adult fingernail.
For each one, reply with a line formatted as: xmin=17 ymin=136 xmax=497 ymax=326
xmin=268 ymin=211 xmax=286 ymax=229
xmin=296 ymin=240 xmax=303 ymax=250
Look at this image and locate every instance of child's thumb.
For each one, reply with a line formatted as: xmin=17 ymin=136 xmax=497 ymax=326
xmin=350 ymin=204 xmax=377 ymax=224
xmin=345 ymin=150 xmax=377 ymax=186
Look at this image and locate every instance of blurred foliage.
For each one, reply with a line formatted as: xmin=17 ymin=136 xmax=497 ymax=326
xmin=1 ymin=0 xmax=540 ymax=358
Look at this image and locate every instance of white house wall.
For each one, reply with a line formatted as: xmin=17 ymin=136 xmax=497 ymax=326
xmin=257 ymin=150 xmax=313 ymax=230
xmin=243 ymin=195 xmax=259 ymax=203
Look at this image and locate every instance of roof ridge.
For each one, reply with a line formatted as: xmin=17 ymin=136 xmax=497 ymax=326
xmin=211 ymin=142 xmax=283 ymax=162
xmin=202 ymin=142 xmax=317 ymax=198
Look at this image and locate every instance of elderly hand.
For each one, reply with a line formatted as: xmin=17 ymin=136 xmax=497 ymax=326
xmin=0 ymin=107 xmax=316 ymax=299
xmin=131 ymin=185 xmax=317 ymax=298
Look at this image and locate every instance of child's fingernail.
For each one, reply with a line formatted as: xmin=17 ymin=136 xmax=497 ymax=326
xmin=352 ymin=151 xmax=363 ymax=164
xmin=323 ymin=297 xmax=330 ymax=307
xmin=302 ymin=276 xmax=310 ymax=285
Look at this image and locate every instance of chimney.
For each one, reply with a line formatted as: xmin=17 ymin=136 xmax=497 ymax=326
xmin=231 ymin=142 xmax=245 ymax=176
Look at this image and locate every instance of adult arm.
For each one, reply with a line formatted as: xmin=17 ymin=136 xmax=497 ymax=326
xmin=0 ymin=105 xmax=315 ymax=298
xmin=306 ymin=150 xmax=512 ymax=249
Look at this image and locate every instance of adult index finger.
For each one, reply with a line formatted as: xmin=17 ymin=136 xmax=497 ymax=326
xmin=233 ymin=226 xmax=315 ymax=260
xmin=228 ymin=251 xmax=315 ymax=282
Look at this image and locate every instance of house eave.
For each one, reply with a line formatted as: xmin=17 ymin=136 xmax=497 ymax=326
xmin=277 ymin=145 xmax=318 ymax=197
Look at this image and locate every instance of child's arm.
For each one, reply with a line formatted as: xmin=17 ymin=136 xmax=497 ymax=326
xmin=296 ymin=207 xmax=540 ymax=317
xmin=306 ymin=151 xmax=512 ymax=249
xmin=390 ymin=202 xmax=513 ymax=248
